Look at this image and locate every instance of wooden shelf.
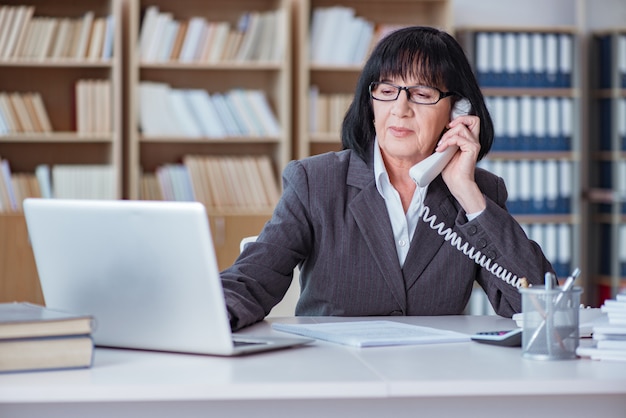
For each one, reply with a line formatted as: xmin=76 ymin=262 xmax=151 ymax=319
xmin=127 ymin=0 xmax=292 ymax=200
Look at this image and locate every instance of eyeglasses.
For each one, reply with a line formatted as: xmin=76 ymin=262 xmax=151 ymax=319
xmin=369 ymin=82 xmax=456 ymax=105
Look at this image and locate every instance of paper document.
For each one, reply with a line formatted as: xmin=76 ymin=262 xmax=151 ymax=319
xmin=271 ymin=320 xmax=470 ymax=347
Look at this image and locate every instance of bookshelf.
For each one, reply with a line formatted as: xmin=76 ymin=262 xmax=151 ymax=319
xmin=293 ymin=0 xmax=453 ymax=159
xmin=456 ymin=27 xmax=584 ymax=296
xmin=588 ymin=30 xmax=626 ymax=304
xmin=126 ymin=0 xmax=292 ymax=202
xmin=126 ymin=0 xmax=292 ymax=269
xmin=0 ymin=0 xmax=123 ymax=304
xmin=0 ymin=0 xmax=123 ymax=200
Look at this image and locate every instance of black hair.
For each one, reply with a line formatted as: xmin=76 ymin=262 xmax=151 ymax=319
xmin=341 ymin=26 xmax=494 ymax=161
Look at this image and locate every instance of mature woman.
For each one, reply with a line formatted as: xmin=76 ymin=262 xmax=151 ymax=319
xmin=221 ymin=26 xmax=554 ymax=330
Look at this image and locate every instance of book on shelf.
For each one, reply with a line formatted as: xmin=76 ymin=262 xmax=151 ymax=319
xmin=35 ymin=164 xmax=52 ymax=199
xmin=0 ymin=5 xmax=114 ymax=61
xmin=86 ymin=17 xmax=106 ymax=60
xmin=174 ymin=155 xmax=280 ymax=212
xmin=168 ymin=19 xmax=188 ymax=61
xmin=178 ymin=16 xmax=205 ymax=63
xmin=272 ymin=320 xmax=470 ymax=348
xmin=168 ymin=89 xmax=203 ymax=138
xmin=75 ymin=79 xmax=112 ymax=134
xmin=10 ymin=172 xmax=42 ymax=210
xmin=51 ymin=164 xmax=117 ymax=200
xmin=236 ymin=11 xmax=263 ymax=62
xmin=101 ymin=14 xmax=115 ymax=60
xmin=31 ymin=92 xmax=52 ymax=132
xmin=138 ymin=5 xmax=159 ymax=61
xmin=0 ymin=92 xmax=18 ymax=133
xmin=139 ymin=82 xmax=280 ymax=139
xmin=155 ymin=163 xmax=195 ymax=202
xmin=157 ymin=18 xmax=179 ymax=62
xmin=185 ymin=88 xmax=228 ymax=138
xmin=74 ymin=11 xmax=95 ymax=59
xmin=138 ymin=6 xmax=284 ymax=64
xmin=0 ymin=158 xmax=18 ymax=212
xmin=309 ymin=6 xmax=376 ymax=66
xmin=139 ymin=172 xmax=164 ymax=201
xmin=1 ymin=5 xmax=34 ymax=59
xmin=9 ymin=92 xmax=35 ymax=133
xmin=0 ymin=109 xmax=7 ymax=135
xmin=138 ymin=81 xmax=177 ymax=136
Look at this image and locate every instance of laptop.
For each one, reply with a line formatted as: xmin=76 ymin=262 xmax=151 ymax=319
xmin=23 ymin=198 xmax=312 ymax=356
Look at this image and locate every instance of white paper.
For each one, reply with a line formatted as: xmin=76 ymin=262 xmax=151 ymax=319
xmin=272 ymin=320 xmax=469 ymax=347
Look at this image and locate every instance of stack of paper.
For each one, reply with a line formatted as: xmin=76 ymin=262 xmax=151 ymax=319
xmin=272 ymin=320 xmax=469 ymax=348
xmin=577 ymin=293 xmax=626 ymax=361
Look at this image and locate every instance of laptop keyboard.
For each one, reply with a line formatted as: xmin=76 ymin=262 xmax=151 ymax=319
xmin=233 ymin=339 xmax=269 ymax=347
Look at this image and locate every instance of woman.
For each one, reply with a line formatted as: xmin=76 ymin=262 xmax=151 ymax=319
xmin=221 ymin=26 xmax=554 ymax=330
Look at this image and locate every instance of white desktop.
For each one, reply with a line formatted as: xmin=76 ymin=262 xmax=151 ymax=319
xmin=1 ymin=315 xmax=626 ymax=418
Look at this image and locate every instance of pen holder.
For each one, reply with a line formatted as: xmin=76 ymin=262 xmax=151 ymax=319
xmin=519 ymin=286 xmax=582 ymax=360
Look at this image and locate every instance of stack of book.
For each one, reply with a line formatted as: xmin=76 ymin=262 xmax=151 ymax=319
xmin=0 ymin=91 xmax=53 ymax=135
xmin=0 ymin=302 xmax=94 ymax=373
xmin=140 ymin=155 xmax=280 ymax=213
xmin=139 ymin=82 xmax=280 ymax=139
xmin=0 ymin=6 xmax=115 ymax=61
xmin=0 ymin=159 xmax=118 ymax=212
xmin=138 ymin=6 xmax=285 ymax=63
xmin=577 ymin=293 xmax=626 ymax=361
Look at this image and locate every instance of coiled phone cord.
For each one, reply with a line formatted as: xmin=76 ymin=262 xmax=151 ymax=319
xmin=418 ymin=204 xmax=524 ymax=289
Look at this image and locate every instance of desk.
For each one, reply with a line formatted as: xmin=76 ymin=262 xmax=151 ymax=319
xmin=1 ymin=315 xmax=625 ymax=418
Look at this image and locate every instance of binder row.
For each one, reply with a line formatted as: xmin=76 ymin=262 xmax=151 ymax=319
xmin=598 ymin=98 xmax=626 ymax=151
xmin=473 ymin=31 xmax=573 ymax=88
xmin=486 ymin=95 xmax=573 ymax=151
xmin=597 ymin=160 xmax=626 ymax=214
xmin=595 ymin=33 xmax=626 ymax=89
xmin=521 ymin=222 xmax=573 ymax=279
xmin=598 ymin=160 xmax=626 ymax=191
xmin=479 ymin=159 xmax=573 ymax=215
xmin=599 ymin=224 xmax=626 ymax=277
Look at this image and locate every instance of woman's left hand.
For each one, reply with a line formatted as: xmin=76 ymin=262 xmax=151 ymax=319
xmin=436 ymin=114 xmax=486 ymax=214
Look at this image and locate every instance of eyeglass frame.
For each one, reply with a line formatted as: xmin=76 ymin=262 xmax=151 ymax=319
xmin=368 ymin=81 xmax=457 ymax=105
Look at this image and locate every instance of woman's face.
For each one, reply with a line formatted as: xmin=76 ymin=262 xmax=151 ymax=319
xmin=373 ymin=76 xmax=452 ymax=167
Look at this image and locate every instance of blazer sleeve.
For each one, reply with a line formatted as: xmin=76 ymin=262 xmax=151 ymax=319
xmin=220 ymin=160 xmax=314 ymax=330
xmin=458 ymin=169 xmax=556 ymax=316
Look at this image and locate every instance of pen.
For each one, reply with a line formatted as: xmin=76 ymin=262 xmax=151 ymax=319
xmin=553 ymin=267 xmax=580 ymax=309
xmin=545 ymin=272 xmax=555 ymax=356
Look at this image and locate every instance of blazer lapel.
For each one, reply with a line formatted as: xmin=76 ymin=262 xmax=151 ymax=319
xmin=403 ymin=176 xmax=459 ymax=290
xmin=346 ymin=152 xmax=407 ymax=310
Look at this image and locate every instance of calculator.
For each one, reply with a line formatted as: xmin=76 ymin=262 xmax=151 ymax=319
xmin=470 ymin=328 xmax=523 ymax=347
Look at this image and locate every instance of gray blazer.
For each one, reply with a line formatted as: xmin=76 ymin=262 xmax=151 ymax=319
xmin=222 ymin=147 xmax=554 ymax=330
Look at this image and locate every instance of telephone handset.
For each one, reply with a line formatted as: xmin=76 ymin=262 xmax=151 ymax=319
xmin=409 ymin=97 xmax=525 ymax=289
xmin=410 ymin=98 xmax=472 ymax=188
